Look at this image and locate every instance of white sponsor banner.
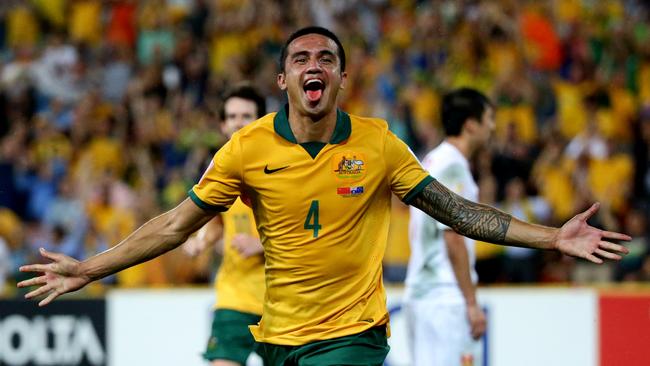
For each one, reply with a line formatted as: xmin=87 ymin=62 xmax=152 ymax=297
xmin=107 ymin=287 xmax=597 ymax=366
xmin=478 ymin=287 xmax=597 ymax=366
xmin=385 ymin=286 xmax=598 ymax=366
xmin=107 ymin=289 xmax=213 ymax=366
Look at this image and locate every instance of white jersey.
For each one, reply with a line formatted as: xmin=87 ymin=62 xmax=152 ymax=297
xmin=405 ymin=141 xmax=478 ymax=304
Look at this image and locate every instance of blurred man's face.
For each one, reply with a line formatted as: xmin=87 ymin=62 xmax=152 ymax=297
xmin=221 ymin=97 xmax=258 ymax=138
xmin=277 ymin=34 xmax=347 ymax=121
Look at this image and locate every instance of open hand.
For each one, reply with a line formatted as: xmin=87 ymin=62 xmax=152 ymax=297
xmin=231 ymin=234 xmax=264 ymax=258
xmin=181 ymin=236 xmax=204 ymax=257
xmin=555 ymin=203 xmax=631 ymax=264
xmin=17 ymin=248 xmax=90 ymax=306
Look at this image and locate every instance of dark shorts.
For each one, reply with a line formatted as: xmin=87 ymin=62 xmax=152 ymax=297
xmin=203 ymin=309 xmax=262 ymax=364
xmin=257 ymin=326 xmax=390 ymax=366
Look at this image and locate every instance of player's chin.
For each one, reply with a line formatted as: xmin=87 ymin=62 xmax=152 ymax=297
xmin=302 ymin=98 xmax=326 ymax=115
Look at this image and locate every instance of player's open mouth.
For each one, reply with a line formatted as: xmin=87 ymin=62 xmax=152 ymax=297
xmin=303 ymin=79 xmax=325 ymax=103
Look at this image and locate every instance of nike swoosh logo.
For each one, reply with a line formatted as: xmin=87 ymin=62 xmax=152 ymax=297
xmin=264 ymin=165 xmax=289 ymax=174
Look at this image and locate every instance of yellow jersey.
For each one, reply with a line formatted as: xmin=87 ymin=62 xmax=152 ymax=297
xmin=190 ymin=105 xmax=432 ymax=345
xmin=214 ymin=197 xmax=265 ymax=315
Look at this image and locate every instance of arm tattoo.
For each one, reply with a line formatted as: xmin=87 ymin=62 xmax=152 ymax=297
xmin=412 ymin=179 xmax=512 ymax=244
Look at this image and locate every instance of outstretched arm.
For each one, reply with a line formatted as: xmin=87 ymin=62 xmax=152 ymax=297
xmin=411 ymin=179 xmax=630 ymax=263
xmin=18 ymin=198 xmax=218 ymax=306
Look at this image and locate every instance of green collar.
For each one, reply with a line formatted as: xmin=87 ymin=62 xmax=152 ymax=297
xmin=273 ymin=104 xmax=351 ymax=144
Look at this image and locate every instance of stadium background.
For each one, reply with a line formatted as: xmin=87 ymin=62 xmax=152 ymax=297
xmin=0 ymin=0 xmax=648 ymax=365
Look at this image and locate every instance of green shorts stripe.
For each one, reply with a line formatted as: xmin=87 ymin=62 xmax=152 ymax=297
xmin=203 ymin=309 xmax=262 ymax=364
xmin=258 ymin=326 xmax=390 ymax=366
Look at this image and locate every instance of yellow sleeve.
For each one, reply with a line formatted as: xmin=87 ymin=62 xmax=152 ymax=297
xmin=189 ymin=136 xmax=243 ymax=211
xmin=384 ymin=130 xmax=433 ymax=203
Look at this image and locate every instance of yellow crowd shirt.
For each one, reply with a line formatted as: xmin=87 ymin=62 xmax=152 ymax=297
xmin=214 ymin=197 xmax=265 ymax=315
xmin=190 ymin=105 xmax=432 ymax=345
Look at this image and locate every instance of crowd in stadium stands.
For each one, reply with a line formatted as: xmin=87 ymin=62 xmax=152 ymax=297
xmin=1 ymin=0 xmax=650 ymax=296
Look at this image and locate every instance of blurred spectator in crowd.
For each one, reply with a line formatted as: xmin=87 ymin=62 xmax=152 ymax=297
xmin=616 ymin=208 xmax=649 ymax=281
xmin=5 ymin=2 xmax=40 ymax=49
xmin=38 ymin=224 xmax=85 ymax=260
xmin=498 ymin=177 xmax=551 ymax=282
xmin=633 ymin=254 xmax=650 ymax=281
xmin=633 ymin=110 xmax=650 ymax=202
xmin=532 ymin=135 xmax=576 ymax=222
xmin=33 ymin=32 xmax=84 ymax=102
xmin=0 ymin=236 xmax=10 ymax=294
xmin=0 ymin=208 xmax=27 ymax=292
xmin=474 ymin=163 xmax=505 ymax=284
xmin=14 ymin=158 xmax=58 ymax=222
xmin=565 ymin=113 xmax=607 ymax=161
xmin=101 ymin=46 xmax=133 ymax=103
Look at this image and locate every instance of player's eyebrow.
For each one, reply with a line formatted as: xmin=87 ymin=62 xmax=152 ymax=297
xmin=290 ymin=49 xmax=337 ymax=59
xmin=318 ymin=50 xmax=336 ymax=58
xmin=290 ymin=50 xmax=310 ymax=59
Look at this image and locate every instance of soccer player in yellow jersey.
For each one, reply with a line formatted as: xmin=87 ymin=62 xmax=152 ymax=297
xmin=20 ymin=26 xmax=630 ymax=365
xmin=182 ymin=84 xmax=267 ymax=366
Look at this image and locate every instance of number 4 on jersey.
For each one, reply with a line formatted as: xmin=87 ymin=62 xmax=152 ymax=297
xmin=304 ymin=200 xmax=321 ymax=238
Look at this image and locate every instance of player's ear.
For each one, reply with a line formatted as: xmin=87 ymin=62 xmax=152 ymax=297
xmin=277 ymin=72 xmax=287 ymax=91
xmin=218 ymin=121 xmax=227 ymax=136
xmin=463 ymin=118 xmax=479 ymax=135
xmin=339 ymin=71 xmax=348 ymax=90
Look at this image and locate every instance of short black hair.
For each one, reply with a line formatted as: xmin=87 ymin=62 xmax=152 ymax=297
xmin=279 ymin=26 xmax=346 ymax=73
xmin=441 ymin=88 xmax=493 ymax=136
xmin=220 ymin=83 xmax=266 ymax=120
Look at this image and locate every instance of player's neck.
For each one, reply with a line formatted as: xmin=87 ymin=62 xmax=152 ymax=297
xmin=288 ymin=107 xmax=337 ymax=143
xmin=446 ymin=136 xmax=472 ymax=160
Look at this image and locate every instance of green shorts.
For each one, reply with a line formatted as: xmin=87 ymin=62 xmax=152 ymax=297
xmin=257 ymin=326 xmax=390 ymax=366
xmin=203 ymin=309 xmax=262 ymax=364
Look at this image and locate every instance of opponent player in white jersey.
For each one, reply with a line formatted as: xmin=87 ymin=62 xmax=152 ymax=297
xmin=404 ymin=88 xmax=493 ymax=366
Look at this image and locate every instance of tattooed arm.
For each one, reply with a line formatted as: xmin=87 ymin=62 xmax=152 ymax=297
xmin=411 ymin=179 xmax=631 ymax=263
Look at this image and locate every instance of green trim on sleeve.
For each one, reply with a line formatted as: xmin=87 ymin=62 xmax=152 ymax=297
xmin=188 ymin=189 xmax=228 ymax=212
xmin=402 ymin=175 xmax=435 ymax=205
